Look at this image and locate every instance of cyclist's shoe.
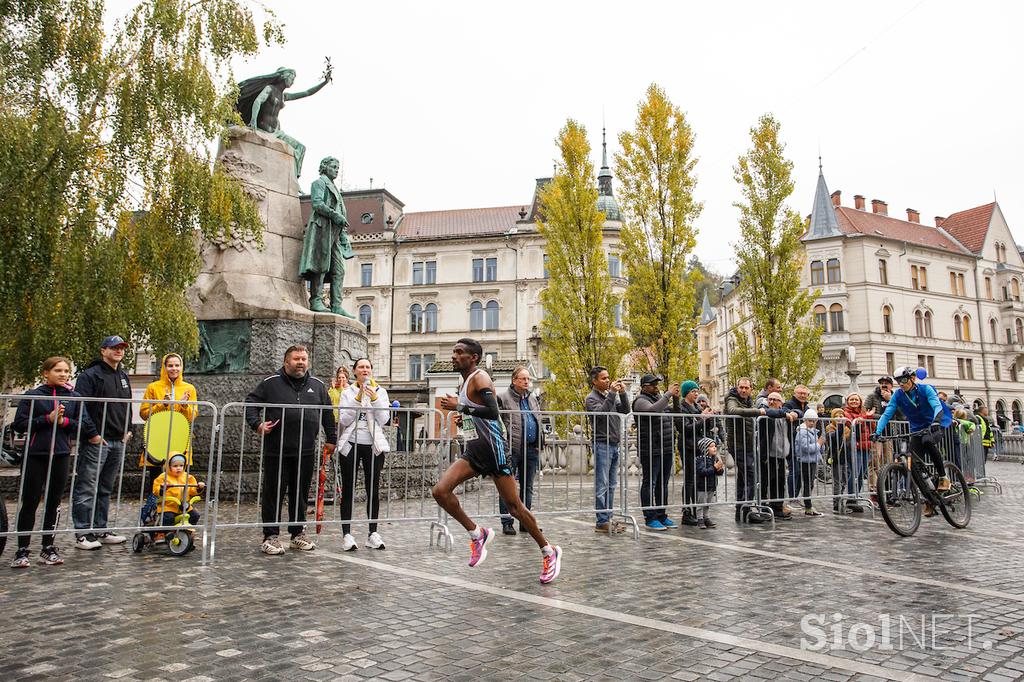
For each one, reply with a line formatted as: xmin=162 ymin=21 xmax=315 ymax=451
xmin=936 ymin=477 xmax=951 ymax=492
xmin=923 ymin=503 xmax=935 ymax=518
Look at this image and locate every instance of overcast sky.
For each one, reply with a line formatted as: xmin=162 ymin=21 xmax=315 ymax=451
xmin=195 ymin=1 xmax=1019 ymax=271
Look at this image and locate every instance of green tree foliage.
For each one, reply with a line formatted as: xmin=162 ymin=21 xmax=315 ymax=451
xmin=688 ymin=255 xmax=723 ymax=317
xmin=729 ymin=114 xmax=822 ymax=389
xmin=0 ymin=0 xmax=281 ymax=387
xmin=616 ymin=84 xmax=702 ymax=383
xmin=537 ymin=120 xmax=629 ymax=412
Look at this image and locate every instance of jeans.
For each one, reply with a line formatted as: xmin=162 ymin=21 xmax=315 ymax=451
xmin=639 ymin=448 xmax=673 ymax=522
xmin=72 ymin=440 xmax=126 ymax=535
xmin=592 ymin=441 xmax=620 ymax=524
xmin=847 ymin=447 xmax=869 ymax=495
xmin=500 ymin=446 xmax=540 ymax=526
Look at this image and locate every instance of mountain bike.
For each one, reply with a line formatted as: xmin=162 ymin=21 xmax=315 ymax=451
xmin=874 ymin=427 xmax=970 ymax=537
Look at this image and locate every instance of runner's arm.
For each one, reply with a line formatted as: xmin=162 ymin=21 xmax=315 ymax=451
xmin=458 ymin=384 xmax=499 ymax=420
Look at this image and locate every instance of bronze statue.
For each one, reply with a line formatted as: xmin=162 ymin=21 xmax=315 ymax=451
xmin=299 ymin=156 xmax=354 ymax=317
xmin=234 ymin=60 xmax=332 ymax=177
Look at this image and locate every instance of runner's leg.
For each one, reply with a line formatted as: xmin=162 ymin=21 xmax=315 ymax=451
xmin=431 ymin=458 xmax=481 ymax=532
xmin=493 ymin=474 xmax=548 ymax=548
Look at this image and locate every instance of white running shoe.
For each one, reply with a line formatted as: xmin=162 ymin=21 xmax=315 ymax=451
xmin=98 ymin=532 xmax=127 ymax=544
xmin=75 ymin=534 xmax=101 ymax=550
xmin=366 ymin=532 xmax=385 ymax=550
xmin=342 ymin=533 xmax=358 ymax=551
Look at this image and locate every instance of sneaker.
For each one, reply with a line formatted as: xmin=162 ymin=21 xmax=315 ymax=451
xmin=645 ymin=519 xmax=667 ymax=531
xmin=98 ymin=532 xmax=126 ymax=545
xmin=75 ymin=534 xmax=101 ymax=550
xmin=38 ymin=545 xmax=64 ymax=565
xmin=850 ymin=504 xmax=866 ymax=514
xmin=468 ymin=528 xmax=494 ymax=568
xmin=289 ymin=533 xmax=316 ymax=551
xmin=703 ymin=518 xmax=716 ymax=528
xmin=923 ymin=503 xmax=935 ymax=518
xmin=610 ymin=521 xmax=627 ymax=534
xmin=681 ymin=516 xmax=700 ymax=527
xmin=697 ymin=519 xmax=707 ymax=529
xmin=11 ymin=548 xmax=30 ymax=568
xmin=833 ymin=505 xmax=852 ymax=515
xmin=502 ymin=524 xmax=517 ymax=536
xmin=804 ymin=508 xmax=824 ymax=517
xmin=660 ymin=518 xmax=677 ymax=529
xmin=342 ymin=533 xmax=358 ymax=551
xmin=595 ymin=522 xmax=610 ymax=533
xmin=261 ymin=536 xmax=285 ymax=555
xmin=936 ymin=477 xmax=951 ymax=492
xmin=539 ymin=545 xmax=562 ymax=584
xmin=366 ymin=532 xmax=385 ymax=550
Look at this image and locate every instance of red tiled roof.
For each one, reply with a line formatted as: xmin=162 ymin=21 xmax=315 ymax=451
xmin=834 ymin=206 xmax=968 ymax=253
xmin=938 ymin=203 xmax=996 ymax=254
xmin=396 ymin=206 xmax=521 ymax=240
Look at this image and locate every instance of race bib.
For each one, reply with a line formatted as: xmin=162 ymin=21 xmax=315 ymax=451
xmin=462 ymin=417 xmax=478 ymax=442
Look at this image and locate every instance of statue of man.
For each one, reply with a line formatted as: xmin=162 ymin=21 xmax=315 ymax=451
xmin=299 ymin=156 xmax=354 ymax=317
xmin=234 ymin=63 xmax=332 ymax=177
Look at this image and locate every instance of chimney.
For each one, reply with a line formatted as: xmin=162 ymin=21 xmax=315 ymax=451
xmin=906 ymin=208 xmax=920 ymax=223
xmin=830 ymin=190 xmax=841 ymax=207
xmin=871 ymin=199 xmax=888 ymax=216
xmin=935 ymin=216 xmax=946 ymax=227
xmin=854 ymin=194 xmax=866 ymax=210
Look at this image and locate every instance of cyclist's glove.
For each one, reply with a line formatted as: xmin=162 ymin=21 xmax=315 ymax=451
xmin=928 ymin=423 xmax=944 ymax=435
xmin=869 ymin=433 xmax=880 ymax=443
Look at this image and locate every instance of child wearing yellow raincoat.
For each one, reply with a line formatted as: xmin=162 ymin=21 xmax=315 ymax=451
xmin=139 ymin=353 xmax=199 ymax=467
xmin=153 ymin=453 xmax=205 ymax=527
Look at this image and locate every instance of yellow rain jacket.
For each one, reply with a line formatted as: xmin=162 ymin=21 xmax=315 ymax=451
xmin=153 ymin=467 xmax=202 ymax=515
xmin=139 ymin=355 xmax=199 ymax=466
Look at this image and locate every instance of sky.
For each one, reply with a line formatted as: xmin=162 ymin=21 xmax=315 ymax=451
xmin=138 ymin=1 xmax=1024 ymax=271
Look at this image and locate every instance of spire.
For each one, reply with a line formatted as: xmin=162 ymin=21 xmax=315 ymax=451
xmin=699 ymin=290 xmax=717 ymax=324
xmin=595 ymin=125 xmax=621 ymax=221
xmin=807 ymin=162 xmax=841 ymax=240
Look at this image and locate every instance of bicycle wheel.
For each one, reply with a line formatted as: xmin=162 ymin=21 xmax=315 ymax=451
xmin=877 ymin=462 xmax=921 ymax=537
xmin=938 ymin=463 xmax=971 ymax=529
xmin=0 ymin=493 xmax=7 ymax=557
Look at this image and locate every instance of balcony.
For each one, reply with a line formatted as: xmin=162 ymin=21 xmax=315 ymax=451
xmin=1000 ymin=298 xmax=1024 ymax=314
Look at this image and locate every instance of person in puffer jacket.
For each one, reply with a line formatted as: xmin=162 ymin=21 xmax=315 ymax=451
xmin=693 ymin=437 xmax=724 ymax=528
xmin=793 ymin=410 xmax=824 ymax=516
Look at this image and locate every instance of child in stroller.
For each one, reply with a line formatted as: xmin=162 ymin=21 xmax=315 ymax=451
xmin=133 ymin=452 xmax=205 ymax=555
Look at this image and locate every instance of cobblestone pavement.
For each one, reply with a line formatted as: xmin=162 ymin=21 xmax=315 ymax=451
xmin=3 ymin=462 xmax=1024 ymax=681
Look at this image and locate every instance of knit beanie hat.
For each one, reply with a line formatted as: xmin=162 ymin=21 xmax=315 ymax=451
xmin=803 ymin=409 xmax=819 ymax=421
xmin=168 ymin=453 xmax=187 ymax=468
xmin=680 ymin=380 xmax=700 ymax=397
xmin=697 ymin=437 xmax=715 ymax=457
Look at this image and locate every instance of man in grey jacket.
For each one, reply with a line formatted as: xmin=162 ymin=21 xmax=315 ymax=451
xmin=497 ymin=366 xmax=545 ymax=535
xmin=633 ymin=374 xmax=680 ymax=530
xmin=585 ymin=366 xmax=630 ymax=533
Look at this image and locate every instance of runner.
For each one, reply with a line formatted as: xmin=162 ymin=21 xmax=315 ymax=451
xmin=433 ymin=338 xmax=562 ymax=584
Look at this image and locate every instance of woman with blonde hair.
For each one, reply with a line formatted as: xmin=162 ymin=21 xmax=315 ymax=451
xmin=842 ymin=392 xmax=874 ymax=506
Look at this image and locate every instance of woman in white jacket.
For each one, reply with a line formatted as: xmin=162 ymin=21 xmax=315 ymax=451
xmin=337 ymin=358 xmax=392 ymax=550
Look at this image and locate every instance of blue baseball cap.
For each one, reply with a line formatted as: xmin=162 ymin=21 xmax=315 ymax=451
xmin=100 ymin=335 xmax=129 ymax=349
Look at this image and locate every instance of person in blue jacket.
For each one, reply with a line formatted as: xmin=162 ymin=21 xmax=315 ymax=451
xmin=871 ymin=366 xmax=952 ymax=496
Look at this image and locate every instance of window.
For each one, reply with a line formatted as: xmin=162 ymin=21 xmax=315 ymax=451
xmin=994 ymin=360 xmax=1001 ymax=381
xmin=1017 ymin=319 xmax=1024 ymax=345
xmin=424 ymin=353 xmax=436 ymax=372
xmin=469 ymin=301 xmax=483 ymax=331
xmin=949 ymin=272 xmax=965 ymax=296
xmin=911 ymin=265 xmax=928 ymax=290
xmin=886 ymin=352 xmax=896 ymax=376
xmin=413 ymin=260 xmax=436 ymax=285
xmin=828 ymin=303 xmax=844 ymax=332
xmin=920 ymin=267 xmax=928 ymax=290
xmin=986 ymin=277 xmax=993 ymax=299
xmin=813 ymin=305 xmax=827 ymax=331
xmin=424 ymin=303 xmax=438 ymax=333
xmin=958 ymin=273 xmax=966 ymax=296
xmin=950 ymin=272 xmax=957 ymax=294
xmin=962 ymin=314 xmax=971 ymax=341
xmin=878 ymin=259 xmax=889 ymax=285
xmin=359 ymin=304 xmax=372 ymax=332
xmin=1013 ymin=279 xmax=1021 ymax=302
xmin=919 ymin=355 xmax=936 ymax=378
xmin=957 ymin=358 xmax=975 ymax=380
xmin=991 ymin=318 xmax=999 ymax=343
xmin=426 ymin=260 xmax=436 ymax=284
xmin=1012 ymin=363 xmax=1019 ymax=382
xmin=613 ymin=302 xmax=623 ymax=328
xmin=810 ymin=260 xmax=825 ymax=285
xmin=543 ymin=254 xmax=549 ymax=279
xmin=412 ymin=261 xmax=423 ymax=285
xmin=485 ymin=257 xmax=497 ymax=281
xmin=409 ymin=304 xmax=423 ymax=333
xmin=360 ymin=212 xmax=374 ymax=225
xmin=484 ymin=352 xmax=497 ymax=367
xmin=608 ymin=254 xmax=621 ymax=278
xmin=882 ymin=306 xmax=893 ymax=334
xmin=1008 ymin=328 xmax=1014 ymax=345
xmin=911 ymin=266 xmax=919 ymax=290
xmin=918 ymin=354 xmax=927 ymax=372
xmin=409 ymin=354 xmax=422 ymax=381
xmin=360 ymin=263 xmax=373 ymax=287
xmin=915 ymin=310 xmax=924 ymax=336
xmin=954 ymin=314 xmax=962 ymax=341
xmin=472 ymin=258 xmax=484 ymax=282
xmin=485 ymin=300 xmax=499 ymax=330
xmin=915 ymin=310 xmax=933 ymax=338
xmin=924 ymin=311 xmax=933 ymax=337
xmin=826 ymin=258 xmax=841 ymax=283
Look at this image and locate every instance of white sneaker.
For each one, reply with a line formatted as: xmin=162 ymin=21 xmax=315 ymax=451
xmin=75 ymin=534 xmax=101 ymax=550
xmin=98 ymin=532 xmax=127 ymax=544
xmin=289 ymin=533 xmax=316 ymax=551
xmin=366 ymin=532 xmax=385 ymax=550
xmin=342 ymin=533 xmax=358 ymax=551
xmin=261 ymin=536 xmax=285 ymax=555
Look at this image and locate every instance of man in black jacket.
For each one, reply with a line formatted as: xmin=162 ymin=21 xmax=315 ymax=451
xmin=724 ymin=377 xmax=769 ymax=523
xmin=245 ymin=345 xmax=336 ymax=555
xmin=72 ymin=335 xmax=134 ymax=550
xmin=585 ymin=366 xmax=630 ymax=533
xmin=634 ymin=374 xmax=679 ymax=530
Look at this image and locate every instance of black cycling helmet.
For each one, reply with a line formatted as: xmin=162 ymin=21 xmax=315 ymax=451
xmin=893 ymin=366 xmax=915 ymax=382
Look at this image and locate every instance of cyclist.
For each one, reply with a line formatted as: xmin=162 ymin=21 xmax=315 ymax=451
xmin=871 ymin=366 xmax=952 ymax=515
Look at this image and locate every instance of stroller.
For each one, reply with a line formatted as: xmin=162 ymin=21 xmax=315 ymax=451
xmin=132 ymin=483 xmax=202 ymax=556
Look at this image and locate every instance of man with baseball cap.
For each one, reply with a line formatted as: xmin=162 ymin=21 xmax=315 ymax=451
xmin=633 ymin=374 xmax=680 ymax=530
xmin=72 ymin=335 xmax=134 ymax=549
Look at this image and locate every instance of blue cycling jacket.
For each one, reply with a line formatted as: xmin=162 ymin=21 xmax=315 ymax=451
xmin=874 ymin=382 xmax=951 ymax=434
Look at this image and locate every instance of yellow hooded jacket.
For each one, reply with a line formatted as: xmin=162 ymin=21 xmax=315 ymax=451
xmin=139 ymin=354 xmax=199 ymax=466
xmin=153 ymin=466 xmax=202 ymax=515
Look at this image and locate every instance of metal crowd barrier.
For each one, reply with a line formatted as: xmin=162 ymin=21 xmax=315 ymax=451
xmin=0 ymin=394 xmax=218 ymax=563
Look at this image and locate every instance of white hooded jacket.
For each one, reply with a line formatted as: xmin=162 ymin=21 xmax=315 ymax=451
xmin=336 ymin=383 xmax=392 ymax=456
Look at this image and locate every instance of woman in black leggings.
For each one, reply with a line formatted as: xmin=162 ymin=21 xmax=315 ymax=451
xmin=11 ymin=357 xmax=101 ymax=568
xmin=336 ymin=358 xmax=392 ymax=551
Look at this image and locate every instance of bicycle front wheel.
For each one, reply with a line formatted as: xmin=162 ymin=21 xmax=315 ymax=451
xmin=877 ymin=462 xmax=921 ymax=537
xmin=938 ymin=463 xmax=971 ymax=529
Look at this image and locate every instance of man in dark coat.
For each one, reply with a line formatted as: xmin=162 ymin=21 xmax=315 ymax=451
xmin=724 ymin=377 xmax=769 ymax=523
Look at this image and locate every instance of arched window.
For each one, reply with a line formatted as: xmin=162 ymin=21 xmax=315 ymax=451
xmin=915 ymin=310 xmax=924 ymax=337
xmin=469 ymin=301 xmax=483 ymax=331
xmin=924 ymin=311 xmax=933 ymax=338
xmin=954 ymin=314 xmax=962 ymax=341
xmin=991 ymin=318 xmax=999 ymax=343
xmin=828 ymin=303 xmax=844 ymax=332
xmin=1013 ymin=279 xmax=1021 ymax=302
xmin=359 ymin=304 xmax=372 ymax=332
xmin=823 ymin=394 xmax=845 ymax=411
xmin=1013 ymin=400 xmax=1023 ymax=426
xmin=826 ymin=258 xmax=841 ymax=283
xmin=409 ymin=304 xmax=423 ymax=333
xmin=810 ymin=260 xmax=824 ymax=285
xmin=424 ymin=303 xmax=438 ymax=333
xmin=485 ymin=300 xmax=499 ymax=330
xmin=1017 ymin=318 xmax=1023 ymax=345
xmin=962 ymin=314 xmax=971 ymax=341
xmin=882 ymin=306 xmax=893 ymax=334
xmin=1012 ymin=363 xmax=1020 ymax=382
xmin=813 ymin=305 xmax=827 ymax=331
xmin=996 ymin=400 xmax=1008 ymax=428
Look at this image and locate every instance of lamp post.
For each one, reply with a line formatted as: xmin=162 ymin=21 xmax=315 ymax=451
xmin=845 ymin=345 xmax=861 ymax=394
